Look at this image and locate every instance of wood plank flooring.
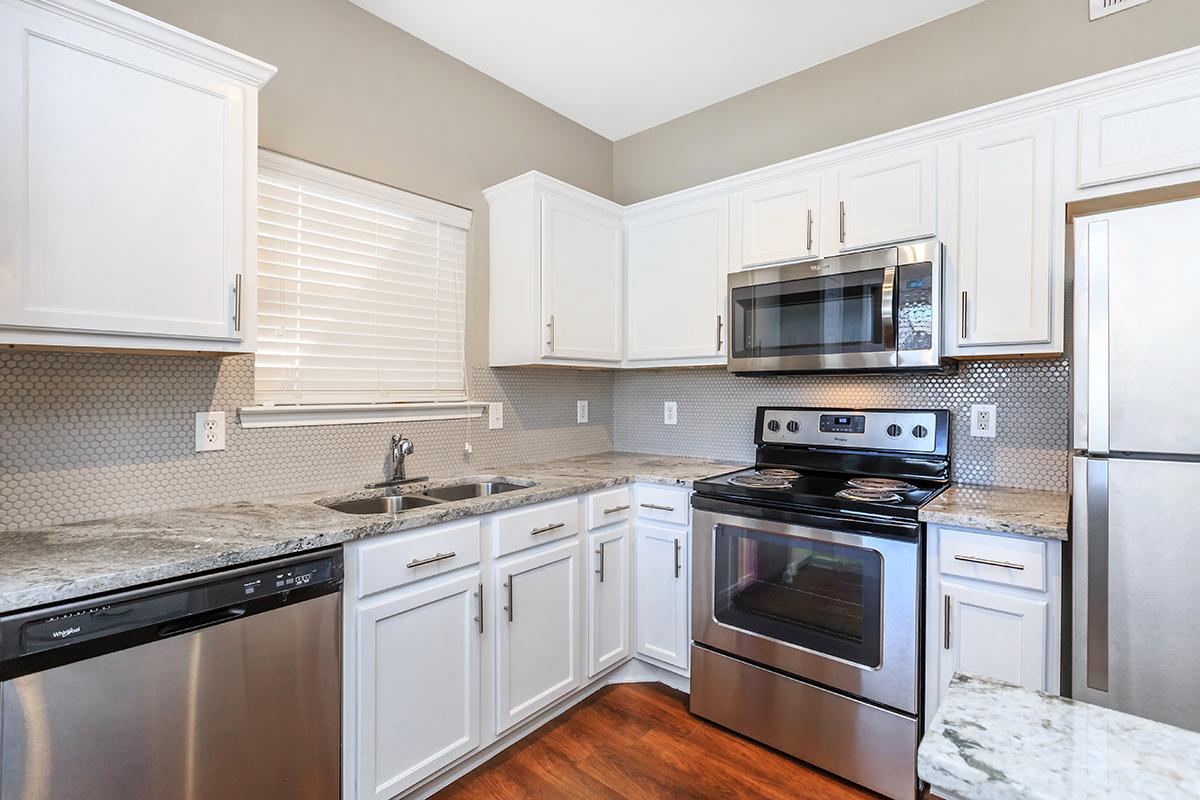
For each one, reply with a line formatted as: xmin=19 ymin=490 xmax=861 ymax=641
xmin=431 ymin=682 xmax=881 ymax=799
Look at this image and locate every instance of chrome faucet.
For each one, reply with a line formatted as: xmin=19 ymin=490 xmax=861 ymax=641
xmin=367 ymin=434 xmax=426 ymax=489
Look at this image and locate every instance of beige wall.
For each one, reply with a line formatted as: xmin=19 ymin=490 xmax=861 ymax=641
xmin=613 ymin=0 xmax=1200 ymax=204
xmin=119 ymin=0 xmax=614 ymax=370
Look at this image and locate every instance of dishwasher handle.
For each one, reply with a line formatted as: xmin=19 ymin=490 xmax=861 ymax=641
xmin=158 ymin=606 xmax=247 ymax=638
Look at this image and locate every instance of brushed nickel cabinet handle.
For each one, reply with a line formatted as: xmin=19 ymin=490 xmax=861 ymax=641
xmin=716 ymin=315 xmax=724 ymax=352
xmin=406 ymin=551 xmax=456 ymax=569
xmin=530 ymin=522 xmax=565 ymax=536
xmin=806 ymin=208 xmax=814 ymax=252
xmin=944 ymin=594 xmax=952 ymax=650
xmin=953 ymin=554 xmax=1025 ymax=571
xmin=839 ymin=201 xmax=846 ymax=244
xmin=640 ymin=503 xmax=675 ymax=513
xmin=961 ymin=291 xmax=969 ymax=340
xmin=233 ymin=274 xmax=243 ymax=333
xmin=674 ymin=539 xmax=682 ymax=579
xmin=603 ymin=505 xmax=629 ymax=515
xmin=595 ymin=543 xmax=606 ymax=583
xmin=474 ymin=582 xmax=483 ymax=635
xmin=504 ymin=577 xmax=513 ymax=622
xmin=545 ymin=315 xmax=555 ymax=350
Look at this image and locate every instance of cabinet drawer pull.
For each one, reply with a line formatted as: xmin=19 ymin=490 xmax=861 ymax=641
xmin=474 ymin=583 xmax=484 ymax=635
xmin=944 ymin=594 xmax=952 ymax=650
xmin=233 ymin=273 xmax=243 ymax=332
xmin=545 ymin=315 xmax=555 ymax=351
xmin=504 ymin=576 xmax=514 ymax=622
xmin=953 ymin=554 xmax=1025 ymax=571
xmin=839 ymin=201 xmax=846 ymax=244
xmin=806 ymin=208 xmax=814 ymax=252
xmin=716 ymin=315 xmax=724 ymax=352
xmin=530 ymin=521 xmax=565 ymax=536
xmin=961 ymin=291 xmax=969 ymax=340
xmin=595 ymin=543 xmax=606 ymax=583
xmin=674 ymin=539 xmax=682 ymax=579
xmin=640 ymin=503 xmax=675 ymax=513
xmin=406 ymin=551 xmax=456 ymax=569
xmin=603 ymin=504 xmax=630 ymax=515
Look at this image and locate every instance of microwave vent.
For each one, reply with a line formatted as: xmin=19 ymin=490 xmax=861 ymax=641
xmin=1089 ymin=0 xmax=1151 ymax=20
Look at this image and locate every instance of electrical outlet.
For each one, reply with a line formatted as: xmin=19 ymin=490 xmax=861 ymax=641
xmin=195 ymin=411 xmax=226 ymax=452
xmin=970 ymin=404 xmax=997 ymax=438
xmin=488 ymin=402 xmax=504 ymax=430
xmin=663 ymin=401 xmax=678 ymax=426
xmin=577 ymin=400 xmax=589 ymax=424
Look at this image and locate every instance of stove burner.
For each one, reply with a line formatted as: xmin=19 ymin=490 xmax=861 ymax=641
xmin=847 ymin=477 xmax=916 ymax=492
xmin=729 ymin=474 xmax=793 ymax=489
xmin=836 ymin=488 xmax=903 ymax=503
xmin=757 ymin=468 xmax=801 ymax=479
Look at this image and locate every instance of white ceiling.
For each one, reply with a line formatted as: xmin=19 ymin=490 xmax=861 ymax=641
xmin=349 ymin=0 xmax=986 ymax=140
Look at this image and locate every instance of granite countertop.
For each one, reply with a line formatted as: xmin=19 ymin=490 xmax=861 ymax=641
xmin=919 ymin=484 xmax=1069 ymax=541
xmin=0 ymin=452 xmax=744 ymax=614
xmin=919 ymin=673 xmax=1200 ymax=800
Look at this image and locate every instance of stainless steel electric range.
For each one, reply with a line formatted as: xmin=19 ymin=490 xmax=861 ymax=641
xmin=689 ymin=406 xmax=950 ymax=800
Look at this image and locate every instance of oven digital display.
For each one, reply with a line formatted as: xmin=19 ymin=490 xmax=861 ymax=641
xmin=819 ymin=414 xmax=866 ymax=434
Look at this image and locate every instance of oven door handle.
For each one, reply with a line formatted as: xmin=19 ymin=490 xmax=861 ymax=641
xmin=880 ymin=264 xmax=897 ymax=353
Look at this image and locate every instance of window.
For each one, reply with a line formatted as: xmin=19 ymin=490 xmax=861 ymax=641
xmin=254 ymin=151 xmax=471 ymax=407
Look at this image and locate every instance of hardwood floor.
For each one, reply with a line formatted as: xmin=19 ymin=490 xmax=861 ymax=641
xmin=431 ymin=682 xmax=880 ymax=799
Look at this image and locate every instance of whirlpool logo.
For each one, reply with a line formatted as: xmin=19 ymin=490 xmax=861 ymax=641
xmin=51 ymin=626 xmax=82 ymax=639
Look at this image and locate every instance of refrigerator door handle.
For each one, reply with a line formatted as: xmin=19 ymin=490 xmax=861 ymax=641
xmin=1086 ymin=459 xmax=1110 ymax=692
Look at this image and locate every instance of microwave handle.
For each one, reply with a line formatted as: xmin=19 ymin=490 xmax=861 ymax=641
xmin=880 ymin=265 xmax=897 ymax=351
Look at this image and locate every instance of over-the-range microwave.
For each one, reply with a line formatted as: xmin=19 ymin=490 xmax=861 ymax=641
xmin=726 ymin=239 xmax=946 ymax=374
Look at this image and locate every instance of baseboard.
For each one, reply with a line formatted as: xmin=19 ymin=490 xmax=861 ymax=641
xmin=407 ymin=657 xmax=690 ymax=799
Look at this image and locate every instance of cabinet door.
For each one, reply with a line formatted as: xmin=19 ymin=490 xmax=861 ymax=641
xmin=937 ymin=579 xmax=1047 ymax=705
xmin=495 ymin=539 xmax=582 ymax=733
xmin=355 ymin=572 xmax=481 ymax=800
xmin=834 ymin=145 xmax=936 ymax=251
xmin=0 ymin=2 xmax=247 ymax=342
xmin=735 ymin=173 xmax=820 ymax=267
xmin=588 ymin=525 xmax=631 ymax=677
xmin=540 ymin=192 xmax=622 ymax=361
xmin=625 ymin=198 xmax=728 ymax=361
xmin=956 ymin=117 xmax=1053 ymax=347
xmin=635 ymin=522 xmax=689 ymax=670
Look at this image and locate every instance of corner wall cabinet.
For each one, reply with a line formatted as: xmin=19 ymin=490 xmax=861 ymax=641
xmin=0 ymin=0 xmax=274 ymax=354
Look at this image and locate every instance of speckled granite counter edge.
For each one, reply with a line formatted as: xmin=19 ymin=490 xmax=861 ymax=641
xmin=919 ymin=485 xmax=1070 ymax=541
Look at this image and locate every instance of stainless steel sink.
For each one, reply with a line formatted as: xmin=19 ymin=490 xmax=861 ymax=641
xmin=420 ymin=481 xmax=527 ymax=501
xmin=325 ymin=494 xmax=444 ymax=515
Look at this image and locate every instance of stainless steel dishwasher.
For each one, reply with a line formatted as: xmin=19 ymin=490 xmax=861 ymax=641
xmin=0 ymin=548 xmax=342 ymax=800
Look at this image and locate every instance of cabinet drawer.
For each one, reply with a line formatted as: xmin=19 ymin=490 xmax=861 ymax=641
xmin=356 ymin=519 xmax=481 ymax=598
xmin=636 ymin=485 xmax=689 ymax=525
xmin=587 ymin=487 xmax=632 ymax=529
xmin=494 ymin=498 xmax=581 ymax=556
xmin=939 ymin=528 xmax=1046 ymax=592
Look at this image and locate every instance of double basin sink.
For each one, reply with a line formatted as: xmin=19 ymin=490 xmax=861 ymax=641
xmin=323 ymin=480 xmax=531 ymax=515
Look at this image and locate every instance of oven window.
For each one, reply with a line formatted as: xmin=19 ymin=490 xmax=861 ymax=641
xmin=713 ymin=524 xmax=882 ymax=667
xmin=731 ymin=270 xmax=887 ymax=359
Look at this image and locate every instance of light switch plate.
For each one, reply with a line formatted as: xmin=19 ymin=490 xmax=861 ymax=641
xmin=195 ymin=411 xmax=226 ymax=452
xmin=488 ymin=402 xmax=504 ymax=430
xmin=970 ymin=404 xmax=997 ymax=438
xmin=664 ymin=401 xmax=678 ymax=426
xmin=577 ymin=400 xmax=588 ymax=424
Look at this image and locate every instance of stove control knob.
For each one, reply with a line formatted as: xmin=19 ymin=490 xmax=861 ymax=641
xmin=912 ymin=424 xmax=929 ymax=439
xmin=886 ymin=424 xmax=903 ymax=438
xmin=786 ymin=420 xmax=800 ymax=433
xmin=766 ymin=420 xmax=781 ymax=433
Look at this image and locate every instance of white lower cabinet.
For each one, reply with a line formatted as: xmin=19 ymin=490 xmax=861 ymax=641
xmin=353 ymin=571 xmax=482 ymax=800
xmin=938 ymin=580 xmax=1048 ymax=699
xmin=588 ymin=524 xmax=631 ymax=677
xmin=635 ymin=521 xmax=689 ymax=671
xmin=494 ymin=538 xmax=582 ymax=733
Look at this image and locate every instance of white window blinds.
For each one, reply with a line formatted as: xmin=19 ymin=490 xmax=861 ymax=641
xmin=255 ymin=151 xmax=471 ymax=406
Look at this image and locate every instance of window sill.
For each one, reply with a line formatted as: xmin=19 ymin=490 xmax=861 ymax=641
xmin=238 ymin=401 xmax=485 ymax=429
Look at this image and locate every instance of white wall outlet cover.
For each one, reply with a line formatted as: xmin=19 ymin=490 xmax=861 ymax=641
xmin=663 ymin=401 xmax=678 ymax=426
xmin=576 ymin=400 xmax=589 ymax=424
xmin=488 ymin=402 xmax=504 ymax=430
xmin=970 ymin=404 xmax=998 ymax=438
xmin=195 ymin=411 xmax=226 ymax=452
xmin=1090 ymin=0 xmax=1151 ymax=21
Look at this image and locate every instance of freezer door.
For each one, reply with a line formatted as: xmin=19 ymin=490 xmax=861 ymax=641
xmin=0 ymin=593 xmax=341 ymax=800
xmin=1072 ymin=456 xmax=1200 ymax=731
xmin=1075 ymin=197 xmax=1200 ymax=456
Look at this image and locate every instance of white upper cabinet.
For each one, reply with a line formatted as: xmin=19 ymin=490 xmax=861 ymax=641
xmin=0 ymin=0 xmax=274 ymax=353
xmin=485 ymin=172 xmax=623 ymax=367
xmin=954 ymin=116 xmax=1054 ymax=349
xmin=832 ymin=145 xmax=936 ymax=252
xmin=731 ymin=172 xmax=820 ymax=267
xmin=625 ymin=197 xmax=728 ymax=363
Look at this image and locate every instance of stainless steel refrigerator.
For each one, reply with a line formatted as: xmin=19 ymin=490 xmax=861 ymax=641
xmin=1072 ymin=194 xmax=1200 ymax=732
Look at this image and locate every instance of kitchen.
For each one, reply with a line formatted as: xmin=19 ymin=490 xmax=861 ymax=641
xmin=1 ymin=0 xmax=1199 ymax=799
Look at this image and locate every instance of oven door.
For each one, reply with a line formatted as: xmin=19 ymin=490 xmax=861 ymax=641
xmin=728 ymin=255 xmax=897 ymax=373
xmin=692 ymin=508 xmax=920 ymax=714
